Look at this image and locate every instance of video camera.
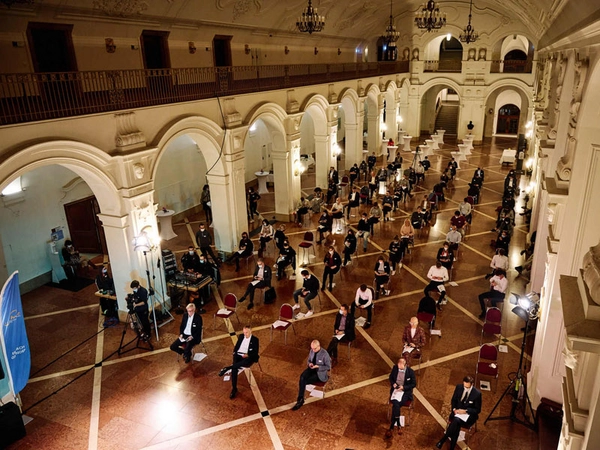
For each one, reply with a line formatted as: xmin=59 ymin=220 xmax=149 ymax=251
xmin=126 ymin=293 xmax=136 ymax=312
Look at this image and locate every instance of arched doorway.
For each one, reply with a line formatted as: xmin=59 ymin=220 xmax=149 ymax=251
xmin=420 ymin=85 xmax=460 ymax=137
xmin=496 ymin=104 xmax=520 ymax=134
xmin=439 ymin=37 xmax=463 ymax=72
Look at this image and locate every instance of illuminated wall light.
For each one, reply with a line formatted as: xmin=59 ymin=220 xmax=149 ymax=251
xmin=446 ymin=33 xmax=451 ymax=41
xmin=249 ymin=122 xmax=257 ymax=132
xmin=1 ymin=176 xmax=23 ymax=196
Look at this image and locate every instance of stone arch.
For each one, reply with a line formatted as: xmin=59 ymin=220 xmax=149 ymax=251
xmin=301 ymin=94 xmax=331 ymax=188
xmin=483 ymin=81 xmax=532 ymax=138
xmin=339 ymin=88 xmax=362 ymax=169
xmin=418 ymin=79 xmax=463 ymax=136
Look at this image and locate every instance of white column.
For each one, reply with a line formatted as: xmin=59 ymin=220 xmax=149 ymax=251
xmin=314 ymin=133 xmax=330 ymax=189
xmin=271 ymin=148 xmax=295 ymax=221
xmin=367 ymin=111 xmax=381 ymax=155
xmin=206 ymin=171 xmax=243 ymax=254
xmin=344 ymin=122 xmax=361 ymax=171
xmin=385 ymin=100 xmax=396 ymax=143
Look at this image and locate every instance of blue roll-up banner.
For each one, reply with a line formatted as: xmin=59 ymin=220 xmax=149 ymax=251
xmin=0 ymin=271 xmax=31 ymax=396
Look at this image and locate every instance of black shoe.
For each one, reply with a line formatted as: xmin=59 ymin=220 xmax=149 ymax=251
xmin=247 ymin=303 xmax=254 ymax=310
xmin=436 ymin=436 xmax=447 ymax=448
xmin=515 ymin=266 xmax=523 ymax=274
xmin=364 ymin=322 xmax=371 ymax=330
xmin=484 ymin=273 xmax=491 ymax=280
xmin=238 ymin=296 xmax=246 ymax=303
xmin=292 ymin=399 xmax=304 ymax=411
xmin=230 ymin=388 xmax=238 ymax=399
xmin=218 ymin=367 xmax=229 ymax=377
xmin=478 ymin=312 xmax=486 ymax=319
xmin=184 ymin=355 xmax=191 ymax=363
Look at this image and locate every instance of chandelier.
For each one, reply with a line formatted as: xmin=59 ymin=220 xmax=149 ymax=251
xmin=296 ymin=0 xmax=325 ymax=34
xmin=415 ymin=0 xmax=446 ymax=32
xmin=459 ymin=0 xmax=479 ymax=43
xmin=383 ymin=0 xmax=400 ymax=45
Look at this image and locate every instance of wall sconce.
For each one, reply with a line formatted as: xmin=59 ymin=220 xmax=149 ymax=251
xmin=188 ymin=41 xmax=197 ymax=54
xmin=284 ymin=45 xmax=289 ymax=55
xmin=105 ymin=38 xmax=116 ymax=53
xmin=337 ymin=48 xmax=341 ymax=55
xmin=332 ymin=144 xmax=342 ymax=158
xmin=293 ymin=160 xmax=306 ymax=177
xmin=245 ymin=44 xmax=251 ymax=55
xmin=314 ymin=47 xmax=318 ymax=55
xmin=1 ymin=176 xmax=26 ymax=206
xmin=397 ymin=115 xmax=403 ymax=123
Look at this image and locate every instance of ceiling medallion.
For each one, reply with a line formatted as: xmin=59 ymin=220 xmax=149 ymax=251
xmin=92 ymin=0 xmax=149 ymax=17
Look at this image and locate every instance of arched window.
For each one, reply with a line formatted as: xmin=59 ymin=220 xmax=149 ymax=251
xmin=496 ymin=104 xmax=520 ymax=134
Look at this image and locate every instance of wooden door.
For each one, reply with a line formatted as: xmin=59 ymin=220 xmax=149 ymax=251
xmin=64 ymin=196 xmax=106 ymax=254
xmin=27 ymin=22 xmax=78 ymax=73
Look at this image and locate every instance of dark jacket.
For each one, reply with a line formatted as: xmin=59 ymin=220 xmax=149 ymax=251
xmin=252 ymin=264 xmax=272 ymax=287
xmin=388 ymin=365 xmax=417 ymax=400
xmin=181 ymin=252 xmax=200 ymax=272
xmin=344 ymin=234 xmax=357 ymax=253
xmin=233 ymin=334 xmax=260 ymax=363
xmin=333 ymin=312 xmax=356 ymax=342
xmin=132 ymin=286 xmax=148 ymax=311
xmin=374 ymin=260 xmax=391 ymax=276
xmin=196 ymin=229 xmax=213 ymax=248
xmin=95 ymin=274 xmax=115 ymax=293
xmin=436 ymin=248 xmax=455 ymax=264
xmin=357 ymin=218 xmax=370 ymax=232
xmin=238 ymin=237 xmax=254 ymax=255
xmin=451 ymin=384 xmax=482 ymax=419
xmin=179 ymin=312 xmax=203 ymax=344
xmin=324 ymin=251 xmax=342 ymax=270
xmin=302 ymin=274 xmax=320 ymax=293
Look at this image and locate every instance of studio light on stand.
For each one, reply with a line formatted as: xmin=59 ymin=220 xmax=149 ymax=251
xmin=133 ymin=229 xmax=174 ymax=340
xmin=485 ymin=292 xmax=539 ymax=429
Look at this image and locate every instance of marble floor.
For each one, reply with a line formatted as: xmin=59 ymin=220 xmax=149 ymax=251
xmin=12 ymin=135 xmax=540 ymax=450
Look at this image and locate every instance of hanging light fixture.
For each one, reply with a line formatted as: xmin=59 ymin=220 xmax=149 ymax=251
xmin=459 ymin=0 xmax=479 ymax=44
xmin=296 ymin=0 xmax=325 ymax=34
xmin=415 ymin=0 xmax=446 ymax=32
xmin=383 ymin=0 xmax=400 ymax=45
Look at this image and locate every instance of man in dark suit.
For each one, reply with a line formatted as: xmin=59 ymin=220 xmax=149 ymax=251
xmin=169 ymin=303 xmax=203 ymax=363
xmin=385 ymin=357 xmax=416 ymax=438
xmin=326 ymin=304 xmax=355 ymax=364
xmin=436 ymin=375 xmax=482 ymax=449
xmin=238 ymin=258 xmax=271 ymax=310
xmin=218 ymin=325 xmax=260 ymax=399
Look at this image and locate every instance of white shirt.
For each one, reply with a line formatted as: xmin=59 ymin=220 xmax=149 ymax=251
xmin=490 ymin=254 xmax=509 ymax=271
xmin=490 ymin=275 xmax=508 ymax=293
xmin=355 ymin=287 xmax=373 ymax=307
xmin=459 ymin=202 xmax=472 ymax=216
xmin=238 ymin=336 xmax=252 ymax=355
xmin=427 ymin=265 xmax=449 ymax=282
xmin=183 ymin=314 xmax=194 ymax=335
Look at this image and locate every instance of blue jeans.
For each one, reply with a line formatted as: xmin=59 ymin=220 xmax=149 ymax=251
xmin=293 ymin=289 xmax=317 ymax=310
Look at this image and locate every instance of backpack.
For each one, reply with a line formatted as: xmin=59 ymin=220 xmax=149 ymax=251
xmin=264 ymin=286 xmax=277 ymax=304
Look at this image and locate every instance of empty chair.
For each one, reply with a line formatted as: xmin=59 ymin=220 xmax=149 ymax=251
xmin=416 ymin=312 xmax=435 ymax=334
xmin=475 ymin=343 xmax=499 ymax=391
xmin=213 ymin=293 xmax=241 ymax=330
xmin=480 ymin=307 xmax=502 ymax=345
xmin=271 ymin=303 xmax=296 ymax=344
xmin=298 ymin=231 xmax=316 ymax=266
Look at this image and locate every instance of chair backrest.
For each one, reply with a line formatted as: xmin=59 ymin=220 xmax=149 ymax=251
xmin=341 ymin=176 xmax=349 ymax=183
xmin=367 ymin=286 xmax=376 ymax=299
xmin=224 ymin=293 xmax=237 ymax=309
xmin=417 ymin=312 xmax=434 ymax=324
xmin=302 ymin=231 xmax=314 ymax=243
xmin=280 ymin=303 xmax=294 ymax=320
xmin=485 ymin=307 xmax=502 ymax=323
xmin=479 ymin=343 xmax=498 ymax=361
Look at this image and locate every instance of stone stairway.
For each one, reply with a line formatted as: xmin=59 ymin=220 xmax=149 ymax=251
xmin=435 ymin=102 xmax=459 ymax=136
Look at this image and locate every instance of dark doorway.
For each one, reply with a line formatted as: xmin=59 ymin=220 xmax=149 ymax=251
xmin=503 ymin=50 xmax=528 ymax=72
xmin=496 ymin=104 xmax=520 ymax=134
xmin=64 ymin=196 xmax=106 ymax=254
xmin=141 ymin=30 xmax=171 ymax=69
xmin=27 ymin=22 xmax=77 ymax=73
xmin=213 ymin=35 xmax=232 ymax=67
xmin=438 ymin=37 xmax=462 ymax=72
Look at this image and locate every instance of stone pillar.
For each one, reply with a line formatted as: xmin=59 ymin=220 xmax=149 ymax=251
xmin=271 ymin=148 xmax=294 ymax=221
xmin=385 ymin=98 xmax=396 ymax=143
xmin=367 ymin=104 xmax=383 ymax=155
xmin=314 ymin=133 xmax=330 ymax=189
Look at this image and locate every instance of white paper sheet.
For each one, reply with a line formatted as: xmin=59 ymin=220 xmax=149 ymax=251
xmin=390 ymin=390 xmax=404 ymax=402
xmin=455 ymin=413 xmax=469 ymax=422
xmin=334 ymin=334 xmax=345 ymax=340
xmin=403 ymin=345 xmax=414 ymax=353
xmin=273 ymin=320 xmax=289 ymax=328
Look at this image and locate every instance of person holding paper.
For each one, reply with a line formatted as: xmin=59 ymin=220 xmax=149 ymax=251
xmin=238 ymin=258 xmax=271 ymax=310
xmin=326 ymin=304 xmax=355 ymax=364
xmin=477 ymin=269 xmax=508 ymax=318
xmin=424 ymin=261 xmax=449 ymax=309
xmin=402 ymin=317 xmax=426 ymax=365
xmin=385 ymin=357 xmax=416 ymax=439
xmin=373 ymin=255 xmax=391 ymax=298
xmin=436 ymin=376 xmax=482 ymax=449
xmin=351 ymin=284 xmax=373 ymax=329
xmin=227 ymin=232 xmax=254 ymax=272
xmin=169 ymin=303 xmax=203 ymax=363
xmin=275 ymin=240 xmax=296 ymax=280
xmin=292 ymin=340 xmax=331 ymax=411
xmin=218 ymin=325 xmax=260 ymax=399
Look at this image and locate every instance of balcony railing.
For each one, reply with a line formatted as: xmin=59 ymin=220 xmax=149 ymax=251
xmin=0 ymin=61 xmax=408 ymax=126
xmin=423 ymin=60 xmax=463 ymax=73
xmin=490 ymin=59 xmax=533 ymax=73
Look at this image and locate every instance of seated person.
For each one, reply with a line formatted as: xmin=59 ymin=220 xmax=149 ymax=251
xmin=478 ymin=269 xmax=507 ymax=318
xmin=410 ymin=208 xmax=426 ymax=230
xmin=95 ymin=266 xmax=117 ymax=319
xmin=293 ymin=270 xmax=320 ymax=317
xmin=436 ymin=242 xmax=455 ymax=273
xmin=326 ymin=180 xmax=337 ymax=205
xmin=473 ymin=167 xmax=485 ymax=183
xmin=258 ymin=219 xmax=274 ymax=254
xmin=433 ymin=182 xmax=445 ymax=202
xmin=446 ymin=226 xmax=462 ymax=252
xmin=368 ymin=202 xmax=382 ymax=235
xmin=61 ymin=239 xmax=90 ymax=279
xmin=238 ymin=258 xmax=271 ymax=310
xmin=218 ymin=325 xmax=260 ymax=399
xmin=169 ymin=303 xmax=203 ymax=363
xmin=382 ymin=192 xmax=394 ymax=221
xmin=311 ymin=188 xmax=324 ymax=213
xmin=357 ymin=213 xmax=371 ymax=252
xmin=458 ymin=197 xmax=473 ymax=224
xmin=292 ymin=340 xmax=331 ymax=411
xmin=351 ymin=284 xmax=373 ymax=328
xmin=415 ymin=163 xmax=425 ymax=184
xmin=322 ymin=246 xmax=342 ymax=291
xmin=349 ymin=163 xmax=359 ymax=186
xmin=274 ymin=224 xmax=287 ymax=253
xmin=402 ymin=316 xmax=426 ymax=366
xmin=385 ymin=358 xmax=416 ymax=439
xmin=424 ymin=262 xmax=449 ymax=308
xmin=359 ymin=160 xmax=368 ymax=182
xmin=275 ymin=240 xmax=296 ymax=280
xmin=317 ymin=209 xmax=333 ymax=244
xmin=294 ymin=198 xmax=310 ymax=226
xmin=345 ymin=186 xmax=360 ymax=219
xmin=486 ymin=248 xmax=509 ymax=279
xmin=181 ymin=246 xmax=200 ymax=273
xmin=495 ymin=229 xmax=511 ymax=254
xmin=418 ymin=294 xmax=437 ymax=327
xmin=228 ymin=232 xmax=254 ymax=272
xmin=330 ymin=197 xmax=345 ymax=232
xmin=367 ymin=152 xmax=377 ymax=173
xmin=195 ymin=254 xmax=218 ymax=312
xmin=360 ymin=184 xmax=370 ymax=205
xmin=342 ymin=230 xmax=357 ymax=266
xmin=467 ymin=182 xmax=480 ymax=203
xmin=326 ymin=304 xmax=356 ymax=362
xmin=421 ymin=156 xmax=431 ymax=172
xmin=374 ymin=255 xmax=391 ymax=297
xmin=450 ymin=211 xmax=466 ymax=234
xmin=493 ymin=207 xmax=515 ymax=232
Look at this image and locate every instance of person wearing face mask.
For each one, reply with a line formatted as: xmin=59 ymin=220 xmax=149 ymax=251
xmin=238 ymin=258 xmax=271 ymax=310
xmin=293 ymin=270 xmax=320 ymax=317
xmin=181 ymin=246 xmax=200 ymax=273
xmin=258 ymin=219 xmax=275 ymax=255
xmin=351 ymin=284 xmax=373 ymax=328
xmin=275 ymin=240 xmax=296 ymax=280
xmin=322 ymin=246 xmax=342 ymax=291
xmin=437 ymin=242 xmax=455 ymax=275
xmin=195 ymin=223 xmax=220 ymax=266
xmin=194 ymin=254 xmax=219 ymax=313
xmin=247 ymin=187 xmax=261 ymax=223
xmin=374 ymin=256 xmax=391 ymax=298
xmin=228 ymin=232 xmax=254 ymax=272
xmin=342 ymin=230 xmax=357 ymax=266
xmin=61 ymin=239 xmax=92 ymax=279
xmin=326 ymin=304 xmax=355 ymax=364
xmin=274 ymin=224 xmax=288 ymax=253
xmin=95 ymin=265 xmax=117 ymax=321
xmin=129 ymin=280 xmax=151 ymax=338
xmin=388 ymin=236 xmax=403 ymax=274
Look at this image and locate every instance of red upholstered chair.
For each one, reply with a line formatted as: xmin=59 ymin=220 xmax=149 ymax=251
xmin=480 ymin=307 xmax=502 ymax=345
xmin=475 ymin=343 xmax=499 ymax=391
xmin=270 ymin=303 xmax=296 ymax=345
xmin=213 ymin=293 xmax=240 ymax=330
xmin=298 ymin=231 xmax=315 ymax=266
xmin=416 ymin=312 xmax=435 ymax=335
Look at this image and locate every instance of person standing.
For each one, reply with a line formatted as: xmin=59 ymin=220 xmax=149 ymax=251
xmin=169 ymin=303 xmax=202 ymax=363
xmin=95 ymin=266 xmax=116 ymax=321
xmin=385 ymin=358 xmax=416 ymax=439
xmin=218 ymin=325 xmax=260 ymax=399
xmin=326 ymin=304 xmax=355 ymax=364
xmin=322 ymin=246 xmax=342 ymax=292
xmin=129 ymin=280 xmax=151 ymax=338
xmin=247 ymin=187 xmax=260 ymax=223
xmin=436 ymin=376 xmax=482 ymax=450
xmin=201 ymin=184 xmax=212 ymax=223
xmin=196 ymin=223 xmax=220 ymax=266
xmin=291 ymin=340 xmax=331 ymax=411
xmin=293 ymin=270 xmax=320 ymax=317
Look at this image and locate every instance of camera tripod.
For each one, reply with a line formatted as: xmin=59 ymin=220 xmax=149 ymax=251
xmin=118 ymin=310 xmax=154 ymax=355
xmin=411 ymin=147 xmax=423 ymax=170
xmin=484 ymin=316 xmax=536 ymax=430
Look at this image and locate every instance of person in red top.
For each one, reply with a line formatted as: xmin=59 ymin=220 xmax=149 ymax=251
xmin=450 ymin=210 xmax=466 ymax=230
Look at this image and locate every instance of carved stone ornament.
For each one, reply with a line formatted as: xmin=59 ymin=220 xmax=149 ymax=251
xmin=477 ymin=48 xmax=486 ymax=61
xmin=570 ymin=55 xmax=589 ymax=125
xmin=411 ymin=48 xmax=419 ymax=61
xmin=357 ymin=80 xmax=365 ymax=97
xmin=328 ymin=84 xmax=338 ymax=104
xmin=115 ymin=111 xmax=146 ymax=149
xmin=402 ymin=47 xmax=410 ymax=61
xmin=467 ymin=48 xmax=476 ymax=61
xmin=556 ymin=134 xmax=575 ymax=183
xmin=133 ymin=163 xmax=145 ymax=180
xmin=222 ymin=98 xmax=242 ymax=127
xmin=562 ymin=337 xmax=579 ymax=371
xmin=582 ymin=241 xmax=600 ymax=306
xmin=286 ymin=90 xmax=299 ymax=114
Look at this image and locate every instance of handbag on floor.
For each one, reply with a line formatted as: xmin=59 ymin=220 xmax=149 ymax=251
xmin=0 ymin=402 xmax=26 ymax=448
xmin=264 ymin=286 xmax=277 ymax=304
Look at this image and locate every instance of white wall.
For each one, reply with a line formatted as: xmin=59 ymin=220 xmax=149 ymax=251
xmin=243 ymin=119 xmax=272 ymax=181
xmin=300 ymin=113 xmax=316 ymax=156
xmin=155 ymin=134 xmax=207 ymax=214
xmin=0 ymin=165 xmax=93 ymax=283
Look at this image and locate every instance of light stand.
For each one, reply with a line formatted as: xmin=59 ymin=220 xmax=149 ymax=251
xmin=140 ymin=249 xmax=160 ymax=341
xmin=149 ymin=249 xmax=174 ymax=327
xmin=485 ymin=295 xmax=538 ymax=430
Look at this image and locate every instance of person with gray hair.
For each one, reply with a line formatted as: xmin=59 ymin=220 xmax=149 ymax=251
xmin=292 ymin=340 xmax=331 ymax=411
